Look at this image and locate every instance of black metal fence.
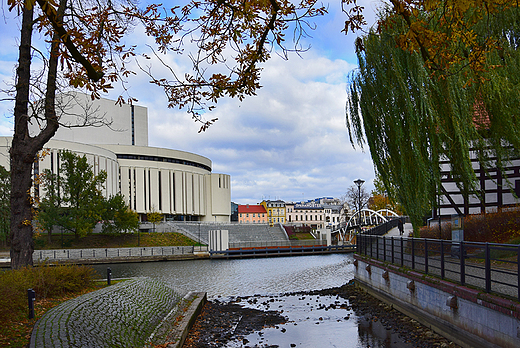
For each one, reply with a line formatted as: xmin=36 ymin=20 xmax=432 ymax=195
xmin=357 ymin=235 xmax=520 ymax=300
xmin=362 ymin=217 xmax=407 ymax=236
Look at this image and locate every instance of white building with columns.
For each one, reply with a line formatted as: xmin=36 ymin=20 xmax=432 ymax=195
xmin=0 ymin=92 xmax=231 ymax=222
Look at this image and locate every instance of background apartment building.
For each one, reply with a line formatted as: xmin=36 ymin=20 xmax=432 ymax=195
xmin=238 ymin=204 xmax=268 ymax=223
xmin=260 ymin=200 xmax=286 ymax=225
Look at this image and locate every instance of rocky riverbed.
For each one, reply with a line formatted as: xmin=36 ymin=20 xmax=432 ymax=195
xmin=183 ymin=281 xmax=460 ymax=348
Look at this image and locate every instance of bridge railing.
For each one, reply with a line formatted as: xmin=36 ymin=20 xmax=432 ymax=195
xmin=361 ymin=217 xmax=405 ymax=236
xmin=229 ymin=240 xmax=324 ymax=249
xmin=357 ymin=235 xmax=520 ymax=301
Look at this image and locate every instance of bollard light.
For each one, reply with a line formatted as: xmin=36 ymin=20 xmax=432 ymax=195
xmin=28 ymin=289 xmax=36 ymax=319
xmin=107 ymin=267 xmax=112 ymax=286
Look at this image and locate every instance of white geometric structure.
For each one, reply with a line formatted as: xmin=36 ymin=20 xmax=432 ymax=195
xmin=0 ymin=92 xmax=231 ymax=222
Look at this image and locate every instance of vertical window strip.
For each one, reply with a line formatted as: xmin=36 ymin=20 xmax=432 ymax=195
xmin=144 ymin=168 xmax=147 ymax=211
xmin=133 ymin=169 xmax=136 ymax=210
xmin=148 ymin=169 xmax=151 ymax=211
xmin=158 ymin=171 xmax=162 ymax=211
xmin=128 ymin=168 xmax=132 ymax=208
xmin=172 ymin=172 xmax=176 ymax=212
xmin=131 ymin=105 xmax=135 ymax=146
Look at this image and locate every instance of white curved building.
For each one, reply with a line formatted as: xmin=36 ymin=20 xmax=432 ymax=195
xmin=0 ymin=92 xmax=231 ymax=222
xmin=99 ymin=144 xmax=230 ymax=221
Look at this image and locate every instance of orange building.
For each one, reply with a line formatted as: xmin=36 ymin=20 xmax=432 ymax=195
xmin=238 ymin=204 xmax=268 ymax=224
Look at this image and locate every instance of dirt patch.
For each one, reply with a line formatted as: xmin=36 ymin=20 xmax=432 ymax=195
xmin=183 ymin=300 xmax=286 ymax=347
xmin=183 ymin=281 xmax=460 ymax=348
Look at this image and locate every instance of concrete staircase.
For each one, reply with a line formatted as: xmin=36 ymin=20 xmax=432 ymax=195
xmin=163 ymin=222 xmax=289 ymax=245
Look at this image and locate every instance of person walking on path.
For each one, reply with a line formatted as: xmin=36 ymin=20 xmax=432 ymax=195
xmin=398 ymin=219 xmax=404 ymax=235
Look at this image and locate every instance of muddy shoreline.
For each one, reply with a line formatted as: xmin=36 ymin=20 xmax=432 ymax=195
xmin=183 ymin=281 xmax=460 ymax=348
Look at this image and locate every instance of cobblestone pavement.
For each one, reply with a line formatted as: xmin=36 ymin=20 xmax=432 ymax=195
xmin=30 ymin=278 xmax=184 ymax=348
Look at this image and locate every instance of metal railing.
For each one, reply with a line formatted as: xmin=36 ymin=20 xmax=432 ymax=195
xmin=362 ymin=217 xmax=406 ymax=236
xmin=33 ymin=246 xmax=197 ymax=262
xmin=357 ymin=235 xmax=520 ymax=300
xmin=211 ymin=244 xmax=355 ymax=257
xmin=229 ymin=239 xmax=324 ymax=249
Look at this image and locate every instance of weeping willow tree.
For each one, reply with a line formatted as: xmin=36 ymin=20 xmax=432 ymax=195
xmin=346 ymin=6 xmax=520 ymax=233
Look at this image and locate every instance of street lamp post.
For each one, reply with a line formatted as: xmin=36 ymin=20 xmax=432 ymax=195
xmin=354 ymin=179 xmax=365 ymax=225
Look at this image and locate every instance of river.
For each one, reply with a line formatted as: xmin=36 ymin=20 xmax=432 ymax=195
xmin=92 ymin=254 xmax=413 ymax=347
xmin=93 ymin=254 xmax=354 ymax=297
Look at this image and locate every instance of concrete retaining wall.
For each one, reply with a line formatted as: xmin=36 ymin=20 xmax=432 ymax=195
xmin=355 ymin=255 xmax=520 ymax=348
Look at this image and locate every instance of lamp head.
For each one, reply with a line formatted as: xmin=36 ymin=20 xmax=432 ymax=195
xmin=354 ymin=179 xmax=365 ymax=187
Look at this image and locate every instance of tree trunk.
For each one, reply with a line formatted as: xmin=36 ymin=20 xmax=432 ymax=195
xmin=10 ymin=4 xmax=61 ymax=269
xmin=10 ymin=7 xmax=35 ymax=269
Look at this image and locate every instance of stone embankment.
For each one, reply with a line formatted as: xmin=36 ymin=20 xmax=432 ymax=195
xmin=30 ymin=278 xmax=206 ymax=348
xmin=0 ymin=247 xmax=209 ymax=268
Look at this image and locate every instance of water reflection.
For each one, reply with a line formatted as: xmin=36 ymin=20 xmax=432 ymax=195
xmin=92 ymin=254 xmax=355 ymax=297
xmin=92 ymin=254 xmax=412 ymax=347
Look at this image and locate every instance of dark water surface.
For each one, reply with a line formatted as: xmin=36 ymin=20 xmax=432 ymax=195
xmin=93 ymin=254 xmax=355 ymax=297
xmin=92 ymin=254 xmax=412 ymax=347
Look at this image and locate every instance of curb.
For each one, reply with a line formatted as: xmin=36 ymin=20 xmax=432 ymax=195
xmin=163 ymin=291 xmax=207 ymax=348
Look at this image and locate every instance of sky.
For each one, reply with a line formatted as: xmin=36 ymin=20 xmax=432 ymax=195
xmin=0 ymin=0 xmax=383 ymax=205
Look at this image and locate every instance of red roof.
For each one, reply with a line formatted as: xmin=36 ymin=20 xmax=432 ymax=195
xmin=238 ymin=205 xmax=267 ymax=213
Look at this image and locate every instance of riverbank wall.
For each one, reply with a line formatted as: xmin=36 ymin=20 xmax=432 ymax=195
xmin=0 ymin=245 xmax=356 ymax=268
xmin=0 ymin=247 xmax=209 ymax=268
xmin=354 ymin=254 xmax=520 ymax=348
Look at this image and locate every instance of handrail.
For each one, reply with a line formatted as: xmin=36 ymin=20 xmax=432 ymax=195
xmin=357 ymin=235 xmax=520 ymax=300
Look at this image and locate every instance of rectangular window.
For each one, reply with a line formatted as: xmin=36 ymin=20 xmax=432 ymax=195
xmin=144 ymin=169 xmax=147 ymax=211
xmin=128 ymin=168 xmax=132 ymax=207
xmin=158 ymin=171 xmax=162 ymax=211
xmin=131 ymin=105 xmax=135 ymax=145
xmin=133 ymin=169 xmax=136 ymax=210
xmin=172 ymin=172 xmax=175 ymax=211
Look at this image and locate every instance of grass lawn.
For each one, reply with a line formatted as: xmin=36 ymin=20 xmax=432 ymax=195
xmin=23 ymin=232 xmax=200 ymax=251
xmin=289 ymin=232 xmax=315 ymax=240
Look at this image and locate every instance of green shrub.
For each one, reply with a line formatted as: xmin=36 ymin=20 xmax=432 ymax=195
xmin=0 ymin=264 xmax=96 ymax=321
xmin=464 ymin=207 xmax=520 ymax=243
xmin=419 ymin=208 xmax=520 ymax=243
xmin=419 ymin=222 xmax=452 ymax=240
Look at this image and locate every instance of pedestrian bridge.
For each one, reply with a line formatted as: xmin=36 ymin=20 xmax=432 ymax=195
xmin=330 ymin=208 xmax=401 ymax=244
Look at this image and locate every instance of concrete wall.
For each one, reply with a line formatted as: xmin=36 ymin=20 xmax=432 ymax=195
xmin=0 ymin=137 xmax=120 ymax=199
xmin=0 ymin=138 xmax=231 ymax=221
xmin=355 ymin=255 xmax=520 ymax=348
xmin=206 ymin=173 xmax=231 ymax=221
xmin=44 ymin=91 xmax=148 ymax=146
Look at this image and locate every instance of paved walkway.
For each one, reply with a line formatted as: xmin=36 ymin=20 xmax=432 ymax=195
xmin=30 ymin=278 xmax=201 ymax=348
xmin=383 ymin=222 xmax=414 ymax=237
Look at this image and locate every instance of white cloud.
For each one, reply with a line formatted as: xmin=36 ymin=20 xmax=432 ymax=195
xmin=0 ymin=0 xmax=380 ymax=204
